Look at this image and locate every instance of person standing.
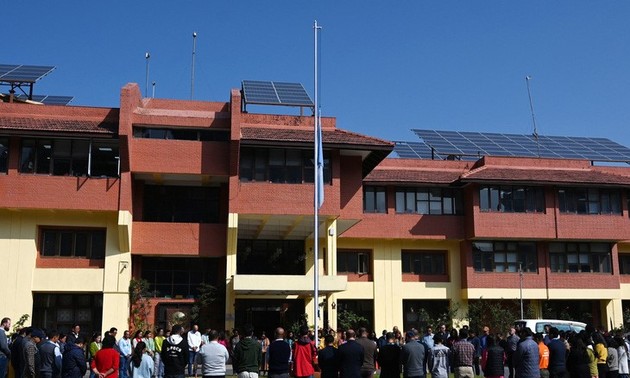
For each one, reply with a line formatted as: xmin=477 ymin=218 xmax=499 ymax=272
xmin=547 ymin=327 xmax=566 ymax=378
xmin=232 ymin=326 xmax=261 ymax=378
xmin=513 ymin=328 xmax=539 ymax=378
xmin=534 ymin=333 xmax=550 ymax=378
xmin=39 ymin=330 xmax=62 ymax=378
xmin=377 ymin=332 xmax=400 ymax=378
xmin=66 ymin=325 xmax=81 ymax=346
xmin=481 ymin=336 xmax=505 ymax=378
xmin=154 ymin=328 xmax=166 ymax=378
xmin=161 ymin=325 xmax=189 ymax=378
xmin=119 ymin=331 xmax=133 ymax=378
xmin=0 ymin=318 xmax=11 ymax=378
xmin=318 ymin=335 xmax=339 ymax=378
xmin=61 ymin=336 xmax=87 ymax=378
xmin=187 ymin=325 xmax=202 ymax=377
xmin=400 ymin=330 xmax=425 ymax=378
xmin=129 ymin=342 xmax=154 ymax=378
xmin=195 ymin=330 xmax=229 ymax=378
xmin=267 ymin=328 xmax=291 ymax=378
xmin=504 ymin=328 xmax=520 ymax=378
xmin=451 ymin=329 xmax=475 ymax=378
xmin=356 ymin=328 xmax=377 ymax=378
xmin=338 ymin=329 xmax=363 ymax=378
xmin=11 ymin=328 xmax=27 ymax=378
xmin=429 ymin=334 xmax=450 ymax=378
xmin=290 ymin=326 xmax=316 ymax=378
xmin=91 ymin=335 xmax=120 ymax=378
xmin=615 ymin=334 xmax=629 ymax=378
xmin=22 ymin=328 xmax=44 ymax=378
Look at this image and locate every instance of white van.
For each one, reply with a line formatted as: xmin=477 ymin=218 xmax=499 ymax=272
xmin=515 ymin=319 xmax=587 ymax=334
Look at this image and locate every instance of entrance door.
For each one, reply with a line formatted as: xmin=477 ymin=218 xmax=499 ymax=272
xmin=235 ymin=299 xmax=304 ymax=338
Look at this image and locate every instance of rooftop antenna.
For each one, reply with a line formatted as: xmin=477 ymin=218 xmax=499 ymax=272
xmin=145 ymin=52 xmax=151 ymax=98
xmin=191 ymin=32 xmax=197 ymax=100
xmin=152 ymin=81 xmax=156 ymax=98
xmin=525 ymin=75 xmax=541 ymax=157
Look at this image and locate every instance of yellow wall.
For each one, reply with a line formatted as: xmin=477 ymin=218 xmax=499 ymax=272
xmin=0 ymin=209 xmax=130 ymax=333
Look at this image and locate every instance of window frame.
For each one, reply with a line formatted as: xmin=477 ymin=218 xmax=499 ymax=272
xmin=39 ymin=227 xmax=106 ymax=260
xmin=363 ymin=186 xmax=387 ymax=213
xmin=549 ymin=242 xmax=612 ymax=273
xmin=0 ymin=137 xmax=8 ymax=174
xmin=557 ymin=187 xmax=621 ymax=215
xmin=401 ymin=250 xmax=447 ymax=275
xmin=337 ymin=249 xmax=372 ymax=275
xmin=479 ymin=185 xmax=545 ymax=213
xmin=239 ymin=146 xmax=331 ymax=184
xmin=472 ymin=241 xmax=538 ymax=273
xmin=395 ymin=187 xmax=463 ymax=215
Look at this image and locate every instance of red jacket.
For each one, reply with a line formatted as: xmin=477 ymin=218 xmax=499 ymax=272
xmin=292 ymin=338 xmax=316 ymax=377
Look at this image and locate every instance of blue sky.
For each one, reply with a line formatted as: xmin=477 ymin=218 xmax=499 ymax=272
xmin=4 ymin=1 xmax=630 ymax=147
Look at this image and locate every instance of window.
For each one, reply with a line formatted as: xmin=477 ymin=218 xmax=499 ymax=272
xmin=142 ymin=185 xmax=220 ymax=223
xmin=141 ymin=257 xmax=220 ymax=298
xmin=401 ymin=250 xmax=447 ymax=275
xmin=0 ymin=138 xmax=7 ymax=173
xmin=472 ymin=241 xmax=537 ymax=272
xmin=395 ymin=187 xmax=463 ymax=215
xmin=549 ymin=242 xmax=611 ymax=273
xmin=20 ymin=138 xmax=119 ymax=177
xmin=237 ymin=240 xmax=305 ymax=275
xmin=337 ymin=250 xmax=370 ymax=274
xmin=364 ymin=186 xmax=387 ymax=213
xmin=558 ymin=188 xmax=621 ymax=215
xmin=40 ymin=228 xmax=106 ymax=259
xmin=133 ymin=127 xmax=230 ymax=141
xmin=619 ymin=254 xmax=630 ymax=275
xmin=239 ymin=147 xmax=331 ymax=184
xmin=479 ymin=186 xmax=544 ymax=213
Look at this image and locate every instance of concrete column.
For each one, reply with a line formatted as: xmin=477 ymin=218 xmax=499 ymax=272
xmin=225 ymin=213 xmax=239 ymax=331
xmin=604 ymin=298 xmax=624 ymax=330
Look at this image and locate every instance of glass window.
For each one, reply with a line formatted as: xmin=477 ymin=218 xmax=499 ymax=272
xmin=91 ymin=141 xmax=119 ymax=177
xmin=401 ymin=250 xmax=447 ymax=275
xmin=0 ymin=138 xmax=8 ymax=173
xmin=557 ymin=188 xmax=621 ymax=215
xmin=472 ymin=241 xmax=537 ymax=273
xmin=479 ymin=185 xmax=544 ymax=213
xmin=549 ymin=242 xmax=612 ymax=273
xmin=142 ymin=185 xmax=220 ymax=223
xmin=337 ymin=250 xmax=371 ymax=275
xmin=39 ymin=228 xmax=106 ymax=259
xmin=141 ymin=257 xmax=220 ymax=298
xmin=395 ymin=187 xmax=463 ymax=215
xmin=363 ymin=186 xmax=387 ymax=213
xmin=239 ymin=147 xmax=331 ymax=185
xmin=237 ymin=240 xmax=305 ymax=275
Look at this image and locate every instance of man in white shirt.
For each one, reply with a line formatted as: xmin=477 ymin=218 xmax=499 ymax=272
xmin=118 ymin=330 xmax=132 ymax=378
xmin=187 ymin=324 xmax=202 ymax=376
xmin=195 ymin=330 xmax=229 ymax=378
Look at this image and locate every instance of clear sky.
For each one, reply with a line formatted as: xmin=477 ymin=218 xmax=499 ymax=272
xmin=4 ymin=1 xmax=630 ymax=147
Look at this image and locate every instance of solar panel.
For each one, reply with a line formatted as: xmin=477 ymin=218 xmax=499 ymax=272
xmin=12 ymin=94 xmax=74 ymax=105
xmin=242 ymin=80 xmax=314 ymax=107
xmin=409 ymin=129 xmax=630 ymax=163
xmin=0 ymin=64 xmax=55 ymax=83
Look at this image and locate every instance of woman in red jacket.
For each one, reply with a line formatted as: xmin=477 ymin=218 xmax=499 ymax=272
xmin=91 ymin=335 xmax=120 ymax=378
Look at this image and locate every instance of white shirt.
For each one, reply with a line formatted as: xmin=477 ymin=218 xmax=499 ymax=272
xmin=188 ymin=331 xmax=202 ymax=351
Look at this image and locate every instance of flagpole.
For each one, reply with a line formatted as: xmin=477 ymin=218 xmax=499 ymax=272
xmin=313 ymin=19 xmax=320 ymax=346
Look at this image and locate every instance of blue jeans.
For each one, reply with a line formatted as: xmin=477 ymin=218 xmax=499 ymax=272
xmin=188 ymin=351 xmax=197 ymax=375
xmin=120 ymin=356 xmax=129 ymax=378
xmin=0 ymin=356 xmax=7 ymax=378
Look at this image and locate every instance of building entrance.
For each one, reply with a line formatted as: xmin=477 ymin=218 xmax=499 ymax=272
xmin=234 ymin=299 xmax=304 ymax=338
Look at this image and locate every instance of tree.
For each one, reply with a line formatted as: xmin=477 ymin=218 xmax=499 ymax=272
xmin=129 ymin=278 xmax=153 ymax=332
xmin=337 ymin=309 xmax=368 ymax=331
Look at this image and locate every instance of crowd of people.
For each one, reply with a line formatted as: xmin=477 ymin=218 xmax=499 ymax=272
xmin=2 ymin=315 xmax=630 ymax=378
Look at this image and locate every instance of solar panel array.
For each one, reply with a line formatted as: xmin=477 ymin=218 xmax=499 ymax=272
xmin=242 ymin=80 xmax=314 ymax=107
xmin=12 ymin=94 xmax=74 ymax=106
xmin=393 ymin=129 xmax=630 ymax=163
xmin=0 ymin=64 xmax=56 ymax=83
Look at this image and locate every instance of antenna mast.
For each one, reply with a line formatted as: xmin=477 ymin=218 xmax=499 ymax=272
xmin=145 ymin=52 xmax=151 ymax=98
xmin=525 ymin=76 xmax=540 ymax=157
xmin=191 ymin=32 xmax=197 ymax=100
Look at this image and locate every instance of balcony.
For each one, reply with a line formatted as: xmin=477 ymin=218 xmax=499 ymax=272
xmin=0 ymin=175 xmax=119 ymax=211
xmin=132 ymin=222 xmax=227 ymax=257
xmin=232 ymin=274 xmax=347 ymax=295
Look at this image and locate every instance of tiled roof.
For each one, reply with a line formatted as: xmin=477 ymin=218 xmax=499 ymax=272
xmin=0 ymin=117 xmax=118 ymax=135
xmin=241 ymin=127 xmax=393 ymax=149
xmin=461 ymin=167 xmax=630 ymax=186
xmin=365 ymin=168 xmax=462 ymax=184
